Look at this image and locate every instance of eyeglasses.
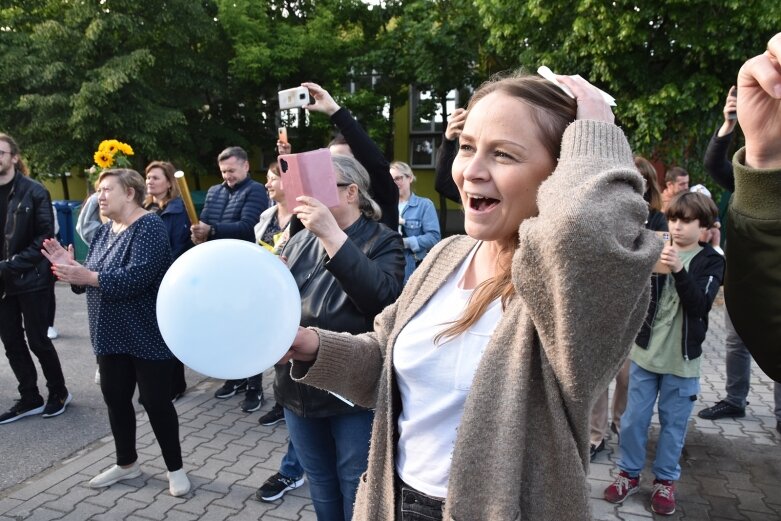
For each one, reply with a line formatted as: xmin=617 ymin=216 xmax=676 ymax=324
xmin=392 ymin=175 xmax=408 ymax=183
xmin=336 ymin=182 xmax=353 ymax=188
xmin=0 ymin=150 xmax=12 ymax=157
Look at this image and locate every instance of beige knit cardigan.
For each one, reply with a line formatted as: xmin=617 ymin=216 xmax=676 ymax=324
xmin=293 ymin=120 xmax=661 ymax=520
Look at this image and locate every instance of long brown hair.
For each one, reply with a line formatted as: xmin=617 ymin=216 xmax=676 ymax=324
xmin=634 ymin=156 xmax=662 ymax=212
xmin=436 ymin=73 xmax=577 ymax=343
xmin=0 ymin=133 xmax=28 ymax=176
xmin=142 ymin=161 xmax=180 ymax=209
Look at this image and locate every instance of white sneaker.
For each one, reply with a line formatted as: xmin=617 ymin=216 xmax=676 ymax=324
xmin=47 ymin=327 xmax=58 ymax=340
xmin=167 ymin=468 xmax=191 ymax=496
xmin=89 ymin=463 xmax=142 ymax=488
xmin=94 ymin=367 xmax=101 ymax=385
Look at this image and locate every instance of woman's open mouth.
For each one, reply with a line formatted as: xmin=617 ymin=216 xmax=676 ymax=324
xmin=467 ymin=194 xmax=500 ymax=212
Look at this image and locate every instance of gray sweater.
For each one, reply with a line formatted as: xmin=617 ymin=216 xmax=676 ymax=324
xmin=294 ymin=120 xmax=661 ymax=520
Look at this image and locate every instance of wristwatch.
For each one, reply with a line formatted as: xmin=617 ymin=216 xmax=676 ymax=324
xmin=208 ymin=225 xmax=216 ymax=239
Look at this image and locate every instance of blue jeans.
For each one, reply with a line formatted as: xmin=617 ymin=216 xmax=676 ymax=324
xmin=284 ymin=408 xmax=373 ymax=521
xmin=618 ymin=362 xmax=699 ymax=481
xmin=724 ymin=310 xmax=781 ymax=419
xmin=279 ymin=439 xmax=304 ymax=480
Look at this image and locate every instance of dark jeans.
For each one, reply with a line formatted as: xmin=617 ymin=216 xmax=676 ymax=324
xmin=285 ymin=408 xmax=373 ymax=521
xmin=279 ymin=438 xmax=304 ymax=480
xmin=98 ymin=354 xmax=183 ymax=471
xmin=0 ymin=289 xmax=66 ymax=400
xmin=395 ymin=478 xmax=444 ymax=521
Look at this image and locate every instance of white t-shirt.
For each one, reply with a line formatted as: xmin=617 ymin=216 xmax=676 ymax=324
xmin=394 ymin=243 xmax=502 ymax=498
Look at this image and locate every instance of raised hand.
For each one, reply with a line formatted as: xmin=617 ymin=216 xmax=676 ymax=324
xmin=445 ymin=108 xmax=467 ymax=141
xmin=301 ymin=82 xmax=341 ymax=116
xmin=737 ymin=32 xmax=781 ymax=169
xmin=556 ymin=75 xmax=615 ymax=124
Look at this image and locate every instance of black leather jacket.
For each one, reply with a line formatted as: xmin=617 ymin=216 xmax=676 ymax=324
xmin=274 ymin=215 xmax=404 ymax=417
xmin=0 ymin=171 xmax=55 ymax=296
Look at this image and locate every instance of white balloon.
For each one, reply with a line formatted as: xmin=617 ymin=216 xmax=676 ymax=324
xmin=156 ymin=239 xmax=301 ymax=379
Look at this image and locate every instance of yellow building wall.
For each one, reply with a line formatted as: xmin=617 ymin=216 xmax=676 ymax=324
xmin=392 ymin=104 xmax=444 ymax=209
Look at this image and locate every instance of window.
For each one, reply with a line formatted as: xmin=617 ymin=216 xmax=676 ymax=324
xmin=410 ymin=87 xmax=459 ymax=133
xmin=409 ymin=87 xmax=459 ymax=167
xmin=410 ymin=136 xmax=438 ymax=168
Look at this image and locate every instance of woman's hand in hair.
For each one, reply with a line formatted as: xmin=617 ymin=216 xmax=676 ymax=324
xmin=556 ymin=75 xmax=615 ymax=124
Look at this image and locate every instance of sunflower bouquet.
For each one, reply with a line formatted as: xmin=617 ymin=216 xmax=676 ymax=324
xmin=89 ymin=139 xmax=134 ymax=184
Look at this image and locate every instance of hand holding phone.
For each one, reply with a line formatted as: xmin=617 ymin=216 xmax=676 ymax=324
xmin=278 ymin=148 xmax=339 ymax=208
xmin=279 ymin=86 xmax=311 ymax=110
xmin=652 ymin=231 xmax=672 ymax=274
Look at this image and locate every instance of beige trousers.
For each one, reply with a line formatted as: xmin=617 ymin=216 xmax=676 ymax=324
xmin=590 ymin=357 xmax=631 ymax=446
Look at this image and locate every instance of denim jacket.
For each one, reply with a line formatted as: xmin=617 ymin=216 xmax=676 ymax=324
xmin=400 ymin=193 xmax=440 ymax=282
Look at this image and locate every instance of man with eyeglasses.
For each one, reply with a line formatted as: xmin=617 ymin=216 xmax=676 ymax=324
xmin=0 ymin=132 xmax=71 ymax=424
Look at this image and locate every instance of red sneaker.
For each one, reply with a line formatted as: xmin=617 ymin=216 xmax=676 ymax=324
xmin=651 ymin=479 xmax=676 ymax=515
xmin=604 ymin=470 xmax=640 ymax=504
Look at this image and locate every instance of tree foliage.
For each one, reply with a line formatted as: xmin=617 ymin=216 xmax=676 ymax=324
xmin=473 ymin=0 xmax=781 ymax=185
xmin=216 ymin=0 xmax=384 ymax=154
xmin=0 ymin=0 xmax=233 ymax=180
xmin=2 ymin=0 xmax=780 ymax=195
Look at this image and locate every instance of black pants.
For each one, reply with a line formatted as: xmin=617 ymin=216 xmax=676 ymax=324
xmin=47 ymin=282 xmax=56 ymax=327
xmin=172 ymin=359 xmax=187 ymax=397
xmin=98 ymin=354 xmax=183 ymax=471
xmin=395 ymin=478 xmax=444 ymax=521
xmin=0 ymin=289 xmax=66 ymax=401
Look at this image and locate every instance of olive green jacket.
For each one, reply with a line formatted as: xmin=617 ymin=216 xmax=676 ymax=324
xmin=725 ymin=148 xmax=781 ymax=381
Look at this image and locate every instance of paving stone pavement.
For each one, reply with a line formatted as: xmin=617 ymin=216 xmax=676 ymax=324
xmin=0 ymin=302 xmax=779 ymax=520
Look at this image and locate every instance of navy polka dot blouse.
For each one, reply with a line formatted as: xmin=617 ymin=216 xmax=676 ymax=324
xmin=73 ymin=213 xmax=174 ymax=360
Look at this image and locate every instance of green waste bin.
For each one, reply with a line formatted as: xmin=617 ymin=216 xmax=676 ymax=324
xmin=53 ymin=200 xmax=89 ymax=262
xmin=191 ymin=190 xmax=206 ymax=218
xmin=53 ymin=200 xmax=81 ymax=245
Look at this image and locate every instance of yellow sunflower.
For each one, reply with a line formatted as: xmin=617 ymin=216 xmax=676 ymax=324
xmin=94 ymin=150 xmax=114 ymax=169
xmin=99 ymin=139 xmax=121 ymax=155
xmin=116 ymin=142 xmax=134 ymax=156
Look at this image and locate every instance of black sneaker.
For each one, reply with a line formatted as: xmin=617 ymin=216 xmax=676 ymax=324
xmin=590 ymin=439 xmax=606 ymax=461
xmin=255 ymin=472 xmax=305 ymax=502
xmin=697 ymin=400 xmax=746 ymax=420
xmin=240 ymin=389 xmax=263 ymax=412
xmin=0 ymin=397 xmax=45 ymax=425
xmin=42 ymin=391 xmax=73 ymax=418
xmin=214 ymin=379 xmax=248 ymax=399
xmin=259 ymin=404 xmax=285 ymax=426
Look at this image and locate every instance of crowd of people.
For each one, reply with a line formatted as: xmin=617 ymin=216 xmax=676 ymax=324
xmin=0 ymin=33 xmax=779 ymax=520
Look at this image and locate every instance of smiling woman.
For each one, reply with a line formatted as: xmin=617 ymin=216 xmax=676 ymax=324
xmin=282 ymin=72 xmax=661 ymax=520
xmin=42 ymin=168 xmax=191 ymax=498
